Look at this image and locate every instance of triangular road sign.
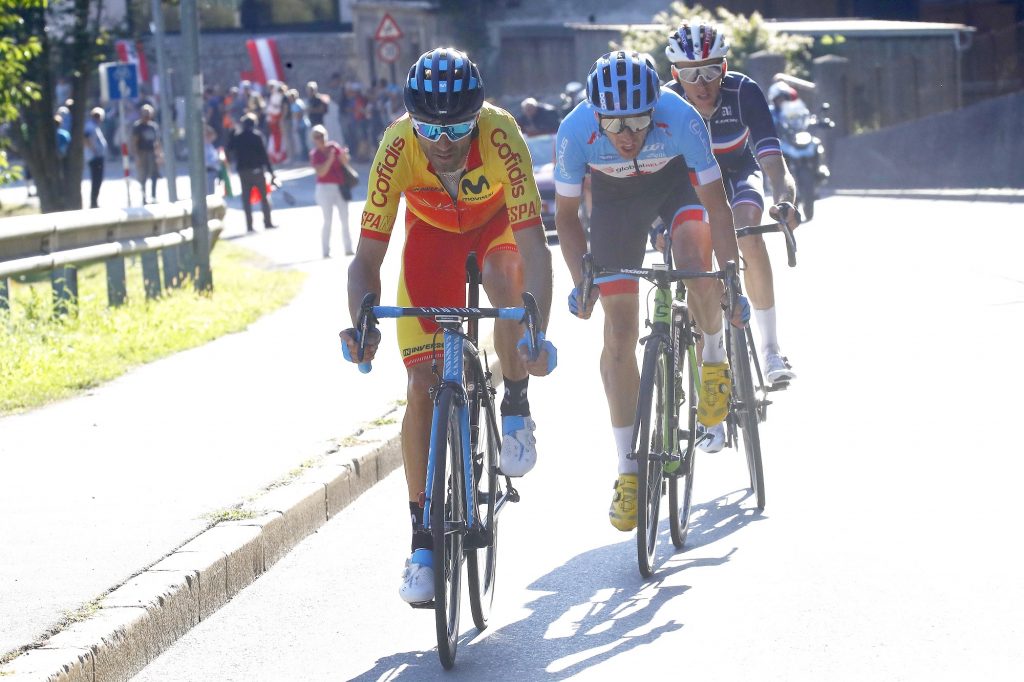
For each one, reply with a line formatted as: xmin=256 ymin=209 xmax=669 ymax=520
xmin=374 ymin=13 xmax=403 ymax=41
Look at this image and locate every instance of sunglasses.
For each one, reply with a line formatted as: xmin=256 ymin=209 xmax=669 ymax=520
xmin=674 ymin=62 xmax=725 ymax=84
xmin=411 ymin=117 xmax=477 ymax=142
xmin=598 ymin=113 xmax=653 ymax=134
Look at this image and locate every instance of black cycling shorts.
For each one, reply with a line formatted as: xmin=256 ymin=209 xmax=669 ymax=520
xmin=589 ymin=156 xmax=704 ymax=276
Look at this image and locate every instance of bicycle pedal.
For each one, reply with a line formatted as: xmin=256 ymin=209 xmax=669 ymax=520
xmin=409 ymin=600 xmax=435 ymax=610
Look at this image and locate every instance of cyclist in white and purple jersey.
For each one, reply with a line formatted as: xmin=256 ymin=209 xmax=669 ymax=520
xmin=664 ymin=20 xmax=802 ymax=452
xmin=554 ymin=50 xmax=747 ymax=532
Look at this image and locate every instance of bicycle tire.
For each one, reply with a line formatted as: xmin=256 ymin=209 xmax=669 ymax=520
xmin=430 ymin=388 xmax=465 ymax=669
xmin=636 ymin=337 xmax=667 ymax=578
xmin=730 ymin=326 xmax=765 ymax=510
xmin=467 ymin=364 xmax=500 ymax=631
xmin=669 ymin=308 xmax=698 ymax=549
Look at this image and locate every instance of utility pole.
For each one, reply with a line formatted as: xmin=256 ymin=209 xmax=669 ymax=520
xmin=181 ymin=0 xmax=212 ymax=292
xmin=151 ymin=0 xmax=178 ymax=203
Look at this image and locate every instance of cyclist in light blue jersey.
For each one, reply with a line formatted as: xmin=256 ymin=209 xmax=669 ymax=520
xmin=554 ymin=50 xmax=747 ymax=532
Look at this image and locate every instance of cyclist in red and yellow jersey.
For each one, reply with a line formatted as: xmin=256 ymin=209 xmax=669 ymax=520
xmin=340 ymin=48 xmax=556 ymax=605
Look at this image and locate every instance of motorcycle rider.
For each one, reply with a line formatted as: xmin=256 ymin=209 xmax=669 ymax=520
xmin=664 ymin=20 xmax=801 ymax=452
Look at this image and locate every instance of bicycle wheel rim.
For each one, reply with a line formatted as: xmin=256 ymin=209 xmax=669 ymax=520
xmin=731 ymin=327 xmax=765 ymax=510
xmin=467 ymin=379 xmax=500 ymax=631
xmin=670 ymin=316 xmax=697 ymax=549
xmin=636 ymin=340 xmax=665 ymax=578
xmin=431 ymin=390 xmax=464 ymax=669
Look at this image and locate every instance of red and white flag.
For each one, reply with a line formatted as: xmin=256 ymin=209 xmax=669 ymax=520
xmin=115 ymin=39 xmax=150 ymax=82
xmin=246 ymin=38 xmax=285 ymax=84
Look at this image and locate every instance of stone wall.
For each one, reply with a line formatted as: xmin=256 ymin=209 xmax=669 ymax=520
xmin=831 ymin=90 xmax=1024 ymax=189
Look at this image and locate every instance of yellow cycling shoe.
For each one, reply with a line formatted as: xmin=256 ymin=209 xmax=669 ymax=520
xmin=609 ymin=474 xmax=638 ymax=532
xmin=698 ymin=361 xmax=731 ymax=427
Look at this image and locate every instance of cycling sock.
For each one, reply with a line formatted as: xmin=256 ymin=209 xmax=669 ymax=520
xmin=500 ymin=376 xmax=530 ymax=416
xmin=614 ymin=425 xmax=637 ymax=474
xmin=754 ymin=306 xmax=779 ymax=356
xmin=410 ymin=501 xmax=432 ymax=552
xmin=702 ymin=329 xmax=726 ymax=364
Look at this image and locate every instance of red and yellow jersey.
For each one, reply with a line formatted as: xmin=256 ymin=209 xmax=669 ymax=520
xmin=359 ymin=102 xmax=543 ymax=241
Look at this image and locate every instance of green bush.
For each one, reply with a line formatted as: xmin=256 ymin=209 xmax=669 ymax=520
xmin=619 ymin=1 xmax=814 ymax=80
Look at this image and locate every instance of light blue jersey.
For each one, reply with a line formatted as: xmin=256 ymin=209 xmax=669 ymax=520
xmin=554 ymin=87 xmax=722 ymax=198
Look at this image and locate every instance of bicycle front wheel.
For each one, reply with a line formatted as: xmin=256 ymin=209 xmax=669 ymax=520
xmin=730 ymin=326 xmax=765 ymax=510
xmin=430 ymin=388 xmax=465 ymax=669
xmin=669 ymin=310 xmax=698 ymax=549
xmin=636 ymin=338 xmax=668 ymax=578
xmin=467 ymin=371 xmax=500 ymax=632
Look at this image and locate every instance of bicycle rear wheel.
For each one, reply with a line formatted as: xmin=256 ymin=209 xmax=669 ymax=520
xmin=430 ymin=388 xmax=465 ymax=669
xmin=636 ymin=338 xmax=668 ymax=578
xmin=467 ymin=371 xmax=500 ymax=631
xmin=730 ymin=326 xmax=765 ymax=510
xmin=669 ymin=310 xmax=698 ymax=549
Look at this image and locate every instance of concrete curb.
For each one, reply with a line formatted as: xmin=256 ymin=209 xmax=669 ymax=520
xmin=0 ymin=411 xmax=406 ymax=682
xmin=831 ymin=188 xmax=1024 ymax=202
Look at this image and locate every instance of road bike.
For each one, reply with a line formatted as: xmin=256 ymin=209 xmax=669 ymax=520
xmin=351 ymin=256 xmax=540 ymax=669
xmin=577 ymin=218 xmax=796 ymax=575
xmin=725 ymin=220 xmax=798 ymax=511
xmin=579 ymin=248 xmax=711 ymax=577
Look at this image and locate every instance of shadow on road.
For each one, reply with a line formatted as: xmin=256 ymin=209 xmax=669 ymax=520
xmin=346 ymin=495 xmax=760 ymax=680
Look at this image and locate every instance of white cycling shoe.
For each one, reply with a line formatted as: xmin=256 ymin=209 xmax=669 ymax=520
xmin=764 ymin=351 xmax=797 ymax=385
xmin=399 ymin=550 xmax=434 ymax=604
xmin=697 ymin=422 xmax=726 ymax=454
xmin=500 ymin=415 xmax=537 ymax=477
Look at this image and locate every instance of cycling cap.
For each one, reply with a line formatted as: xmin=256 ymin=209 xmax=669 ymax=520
xmin=767 ymin=81 xmax=798 ymax=103
xmin=666 ymin=21 xmax=729 ymax=63
xmin=586 ymin=51 xmax=660 ymax=116
xmin=404 ymin=47 xmax=484 ymax=124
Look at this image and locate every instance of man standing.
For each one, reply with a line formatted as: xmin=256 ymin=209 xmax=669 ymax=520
xmin=84 ymin=107 xmax=107 ymax=208
xmin=130 ymin=104 xmax=161 ymax=204
xmin=226 ymin=113 xmax=277 ymax=232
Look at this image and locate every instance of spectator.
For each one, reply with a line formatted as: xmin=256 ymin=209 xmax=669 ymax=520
xmin=203 ymin=124 xmax=220 ymax=195
xmin=84 ymin=107 xmax=107 ymax=208
xmin=308 ymin=124 xmax=353 ymax=258
xmin=265 ymin=80 xmax=287 ymax=164
xmin=54 ymin=114 xmax=71 ymax=159
xmin=517 ymin=97 xmax=560 ymax=135
xmin=287 ymin=88 xmax=309 ymax=160
xmin=305 ymin=81 xmax=329 ymax=127
xmin=226 ymin=112 xmax=276 ymax=232
xmin=130 ymin=103 xmax=162 ymax=204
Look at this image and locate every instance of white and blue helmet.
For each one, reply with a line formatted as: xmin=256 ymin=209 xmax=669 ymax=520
xmin=585 ymin=51 xmax=661 ymax=116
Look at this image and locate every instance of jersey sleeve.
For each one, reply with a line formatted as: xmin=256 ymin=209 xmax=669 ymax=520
xmin=359 ymin=121 xmax=410 ymax=242
xmin=484 ymin=112 xmax=544 ymax=231
xmin=739 ymin=78 xmax=782 ymax=159
xmin=670 ymin=96 xmax=723 ymax=187
xmin=553 ymin=110 xmax=588 ymax=197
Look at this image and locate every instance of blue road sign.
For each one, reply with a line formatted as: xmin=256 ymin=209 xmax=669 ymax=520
xmin=103 ymin=62 xmax=139 ymax=101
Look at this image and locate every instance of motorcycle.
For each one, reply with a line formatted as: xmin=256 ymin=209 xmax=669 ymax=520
xmin=777 ymin=100 xmax=833 ymax=221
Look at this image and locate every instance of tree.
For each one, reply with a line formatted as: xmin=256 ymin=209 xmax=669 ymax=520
xmin=9 ymin=0 xmax=108 ymax=214
xmin=619 ymin=1 xmax=813 ymax=81
xmin=0 ymin=0 xmax=45 ymax=189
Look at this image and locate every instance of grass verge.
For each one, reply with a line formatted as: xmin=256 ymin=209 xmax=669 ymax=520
xmin=0 ymin=241 xmax=305 ymax=414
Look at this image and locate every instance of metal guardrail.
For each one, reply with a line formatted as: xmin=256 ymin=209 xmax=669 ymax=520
xmin=0 ymin=196 xmax=227 ymax=313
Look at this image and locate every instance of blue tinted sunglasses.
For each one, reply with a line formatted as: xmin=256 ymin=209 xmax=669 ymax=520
xmin=411 ymin=117 xmax=477 ymax=142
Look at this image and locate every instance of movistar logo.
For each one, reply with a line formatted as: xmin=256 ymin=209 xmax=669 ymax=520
xmin=461 ymin=175 xmax=490 ymax=195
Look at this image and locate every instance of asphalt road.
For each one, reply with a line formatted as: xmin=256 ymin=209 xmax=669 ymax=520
xmin=126 ymin=195 xmax=1024 ymax=681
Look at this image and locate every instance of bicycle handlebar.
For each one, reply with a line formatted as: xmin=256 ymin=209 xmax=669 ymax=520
xmin=348 ymin=291 xmax=543 ymax=373
xmin=736 ymin=204 xmax=799 ymax=267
